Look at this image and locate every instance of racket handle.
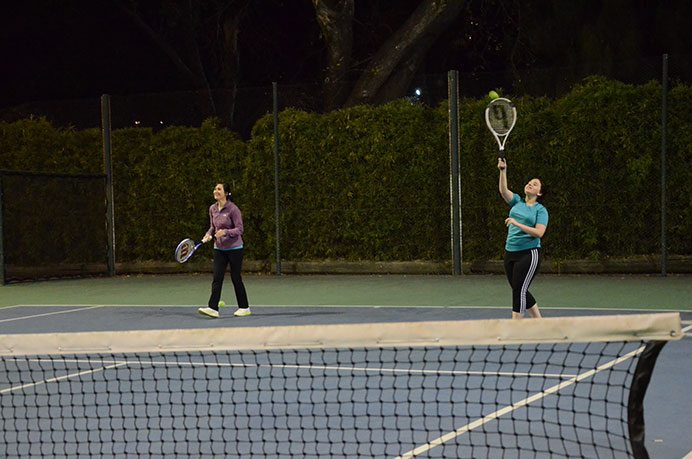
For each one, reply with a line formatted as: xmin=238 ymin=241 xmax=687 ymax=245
xmin=500 ymin=149 xmax=505 ymax=160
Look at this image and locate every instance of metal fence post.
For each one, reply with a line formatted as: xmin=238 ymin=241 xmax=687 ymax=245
xmin=448 ymin=70 xmax=462 ymax=275
xmin=661 ymin=54 xmax=668 ymax=277
xmin=273 ymin=83 xmax=282 ymax=276
xmin=101 ymin=94 xmax=116 ymax=277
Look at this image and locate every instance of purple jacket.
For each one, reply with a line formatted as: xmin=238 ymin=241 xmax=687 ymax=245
xmin=206 ymin=200 xmax=244 ymax=249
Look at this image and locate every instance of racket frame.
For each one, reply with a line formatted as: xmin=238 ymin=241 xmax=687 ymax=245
xmin=485 ymin=97 xmax=517 ymax=158
xmin=175 ymin=238 xmax=204 ymax=263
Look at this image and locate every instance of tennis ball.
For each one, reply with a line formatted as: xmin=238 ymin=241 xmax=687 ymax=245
xmin=218 ymin=300 xmax=225 ymax=308
xmin=488 ymin=90 xmax=499 ymax=100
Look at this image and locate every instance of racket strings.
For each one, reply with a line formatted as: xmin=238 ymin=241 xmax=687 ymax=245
xmin=487 ymin=102 xmax=516 ymax=135
xmin=175 ymin=240 xmax=196 ymax=263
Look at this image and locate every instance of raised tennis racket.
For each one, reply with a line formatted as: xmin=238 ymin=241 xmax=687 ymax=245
xmin=485 ymin=97 xmax=517 ymax=159
xmin=175 ymin=238 xmax=205 ymax=263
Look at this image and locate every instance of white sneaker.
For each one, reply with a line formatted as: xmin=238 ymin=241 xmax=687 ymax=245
xmin=198 ymin=307 xmax=219 ymax=318
xmin=234 ymin=308 xmax=251 ymax=317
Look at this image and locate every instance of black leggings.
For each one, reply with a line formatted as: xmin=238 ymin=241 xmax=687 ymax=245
xmin=208 ymin=248 xmax=249 ymax=311
xmin=504 ymin=248 xmax=541 ymax=314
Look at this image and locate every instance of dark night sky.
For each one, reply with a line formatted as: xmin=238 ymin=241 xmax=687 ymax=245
xmin=2 ymin=1 xmax=691 ymax=111
xmin=2 ymin=1 xmax=199 ymax=107
xmin=1 ymin=1 xmax=351 ymax=107
xmin=0 ymin=0 xmax=502 ymax=108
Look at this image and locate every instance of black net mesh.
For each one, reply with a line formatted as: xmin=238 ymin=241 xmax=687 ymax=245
xmin=0 ymin=339 xmax=658 ymax=458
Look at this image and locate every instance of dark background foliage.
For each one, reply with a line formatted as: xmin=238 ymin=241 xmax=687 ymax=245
xmin=1 ymin=77 xmax=689 ymax=266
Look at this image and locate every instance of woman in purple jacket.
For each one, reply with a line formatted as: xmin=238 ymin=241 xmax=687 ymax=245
xmin=198 ymin=183 xmax=250 ymax=319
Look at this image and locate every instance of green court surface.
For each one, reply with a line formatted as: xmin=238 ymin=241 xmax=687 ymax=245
xmin=1 ymin=273 xmax=691 ymax=313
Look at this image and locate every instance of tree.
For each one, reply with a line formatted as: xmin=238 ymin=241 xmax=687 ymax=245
xmin=313 ymin=0 xmax=467 ymax=109
xmin=117 ymin=0 xmax=251 ymax=123
xmin=111 ymin=1 xmax=692 ymax=122
xmin=312 ymin=0 xmax=354 ymax=110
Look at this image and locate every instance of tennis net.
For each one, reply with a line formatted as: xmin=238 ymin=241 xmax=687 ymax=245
xmin=0 ymin=313 xmax=681 ymax=458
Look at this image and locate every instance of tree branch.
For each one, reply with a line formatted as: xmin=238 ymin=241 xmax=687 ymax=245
xmin=312 ymin=0 xmax=354 ymax=110
xmin=115 ymin=2 xmax=200 ymax=85
xmin=346 ymin=0 xmax=466 ymax=107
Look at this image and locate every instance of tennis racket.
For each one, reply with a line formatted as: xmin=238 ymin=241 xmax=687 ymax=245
xmin=485 ymin=97 xmax=517 ymax=159
xmin=175 ymin=238 xmax=205 ymax=263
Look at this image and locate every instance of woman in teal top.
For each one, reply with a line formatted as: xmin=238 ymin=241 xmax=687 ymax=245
xmin=498 ymin=158 xmax=548 ymax=319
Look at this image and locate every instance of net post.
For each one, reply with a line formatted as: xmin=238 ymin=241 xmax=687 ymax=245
xmin=660 ymin=54 xmax=668 ymax=277
xmin=272 ymin=82 xmax=282 ymax=276
xmin=101 ymin=94 xmax=116 ymax=277
xmin=627 ymin=340 xmax=667 ymax=459
xmin=0 ymin=173 xmax=5 ymax=285
xmin=447 ymin=70 xmax=462 ymax=275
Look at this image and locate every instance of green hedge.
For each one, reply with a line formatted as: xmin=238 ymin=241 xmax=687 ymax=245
xmin=244 ymin=101 xmax=449 ymax=260
xmin=1 ymin=77 xmax=690 ymax=264
xmin=0 ymin=118 xmax=102 ymax=172
xmin=111 ymin=119 xmax=247 ymax=260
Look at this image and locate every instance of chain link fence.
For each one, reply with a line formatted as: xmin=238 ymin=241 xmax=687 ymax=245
xmin=1 ymin=55 xmax=690 ymax=276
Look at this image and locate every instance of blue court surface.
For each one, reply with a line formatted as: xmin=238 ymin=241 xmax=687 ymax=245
xmin=1 ymin=301 xmax=690 ymax=458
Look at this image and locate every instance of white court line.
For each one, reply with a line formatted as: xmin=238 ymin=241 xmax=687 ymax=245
xmin=0 ymin=305 xmax=104 ymax=323
xmin=0 ymin=360 xmax=127 ymax=395
xmin=5 ymin=303 xmax=692 ymax=313
xmin=0 ymin=355 xmax=576 ymax=409
xmin=248 ymin=364 xmax=576 ymax=379
xmin=6 ymin=303 xmax=505 ymax=308
xmin=679 ymin=324 xmax=692 ymax=339
xmin=396 ymin=345 xmax=646 ymax=458
xmin=2 ymin=355 xmax=578 ymax=380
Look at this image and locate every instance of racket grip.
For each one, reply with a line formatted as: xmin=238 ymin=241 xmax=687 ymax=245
xmin=500 ymin=149 xmax=505 ymax=160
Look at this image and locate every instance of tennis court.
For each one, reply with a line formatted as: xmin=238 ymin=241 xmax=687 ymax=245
xmin=1 ymin=274 xmax=691 ymax=458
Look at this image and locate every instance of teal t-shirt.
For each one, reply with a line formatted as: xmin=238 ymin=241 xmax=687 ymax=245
xmin=505 ymin=193 xmax=549 ymax=252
